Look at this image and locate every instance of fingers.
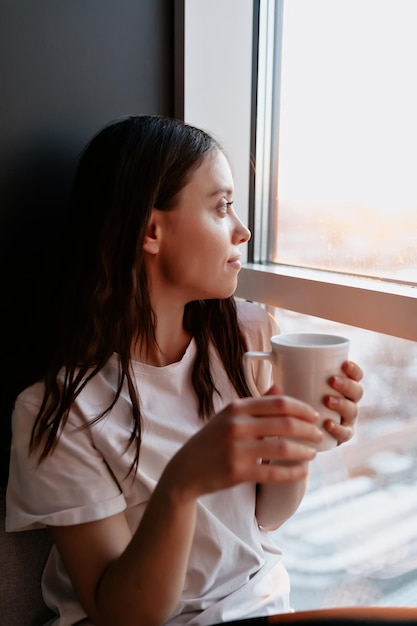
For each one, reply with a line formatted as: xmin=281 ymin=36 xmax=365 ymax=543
xmin=250 ymin=458 xmax=311 ymax=484
xmin=322 ymin=388 xmax=358 ymax=443
xmin=218 ymin=395 xmax=321 ymax=479
xmin=323 ymin=417 xmax=354 ymax=444
xmin=342 ymin=360 xmax=363 ymax=382
xmin=226 ymin=457 xmax=311 ymax=485
xmin=244 ymin=436 xmax=318 ymax=465
xmin=234 ymin=412 xmax=323 ymax=444
xmin=327 ymin=372 xmax=363 ymax=404
xmin=236 ymin=392 xmax=320 ymax=423
xmin=323 ymin=360 xmax=364 ymax=445
xmin=227 ymin=395 xmax=323 ymax=448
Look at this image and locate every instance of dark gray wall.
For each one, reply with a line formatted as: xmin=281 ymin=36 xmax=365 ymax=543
xmin=0 ymin=0 xmax=175 ymax=485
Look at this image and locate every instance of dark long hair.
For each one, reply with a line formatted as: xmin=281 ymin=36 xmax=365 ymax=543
xmin=30 ymin=115 xmax=251 ymax=472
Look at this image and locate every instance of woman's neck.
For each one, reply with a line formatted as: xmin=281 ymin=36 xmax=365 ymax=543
xmin=131 ymin=302 xmax=192 ymax=367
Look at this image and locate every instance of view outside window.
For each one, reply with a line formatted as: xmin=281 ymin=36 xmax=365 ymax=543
xmin=262 ymin=0 xmax=417 ymax=609
xmin=274 ymin=0 xmax=417 ymax=283
xmin=270 ymin=309 xmax=417 ymax=609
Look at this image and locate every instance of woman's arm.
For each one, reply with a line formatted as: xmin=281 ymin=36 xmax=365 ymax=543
xmin=48 ymin=392 xmax=323 ymax=626
xmin=256 ymin=470 xmax=311 ymax=531
xmin=255 ymin=360 xmax=363 ymax=530
xmin=49 ymin=473 xmax=197 ymax=626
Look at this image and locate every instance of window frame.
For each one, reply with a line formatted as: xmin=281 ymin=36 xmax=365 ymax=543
xmin=241 ymin=0 xmax=417 ymax=343
xmin=180 ymin=0 xmax=417 ymax=343
xmin=235 ymin=263 xmax=417 ymax=341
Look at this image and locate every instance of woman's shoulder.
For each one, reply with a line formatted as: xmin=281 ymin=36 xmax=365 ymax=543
xmin=13 ymin=359 xmax=120 ymax=423
xmin=14 ymin=381 xmax=46 ymax=412
xmin=236 ymin=299 xmax=280 ymax=332
xmin=236 ymin=300 xmax=280 ymax=350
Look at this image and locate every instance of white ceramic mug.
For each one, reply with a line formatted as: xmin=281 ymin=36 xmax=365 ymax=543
xmin=243 ymin=333 xmax=350 ymax=451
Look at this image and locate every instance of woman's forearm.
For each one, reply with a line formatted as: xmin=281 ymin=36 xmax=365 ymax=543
xmin=95 ymin=466 xmax=198 ymax=626
xmin=255 ymin=467 xmax=310 ymax=531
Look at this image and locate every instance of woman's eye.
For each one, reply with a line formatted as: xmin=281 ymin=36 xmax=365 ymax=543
xmin=218 ymin=200 xmax=233 ymax=216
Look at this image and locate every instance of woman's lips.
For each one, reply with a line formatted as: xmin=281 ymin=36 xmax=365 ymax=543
xmin=228 ymin=256 xmax=242 ymax=270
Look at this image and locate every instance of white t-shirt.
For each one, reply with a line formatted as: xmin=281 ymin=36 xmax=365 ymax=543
xmin=6 ymin=301 xmax=290 ymax=625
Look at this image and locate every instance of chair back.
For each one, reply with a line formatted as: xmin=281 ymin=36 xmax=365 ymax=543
xmin=0 ymin=487 xmax=54 ymax=625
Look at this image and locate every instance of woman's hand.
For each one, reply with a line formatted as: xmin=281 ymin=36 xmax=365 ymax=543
xmin=167 ymin=388 xmax=323 ymax=501
xmin=323 ymin=360 xmax=364 ymax=445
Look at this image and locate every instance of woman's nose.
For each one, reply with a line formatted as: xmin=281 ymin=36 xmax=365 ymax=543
xmin=234 ymin=218 xmax=251 ymax=245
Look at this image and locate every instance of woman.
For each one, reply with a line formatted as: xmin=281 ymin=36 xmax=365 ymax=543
xmin=6 ymin=116 xmax=363 ymax=625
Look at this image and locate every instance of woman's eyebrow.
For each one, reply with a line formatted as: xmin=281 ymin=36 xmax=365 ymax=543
xmin=208 ymin=187 xmax=234 ymax=197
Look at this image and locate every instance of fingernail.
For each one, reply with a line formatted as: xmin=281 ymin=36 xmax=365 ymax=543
xmin=327 ymin=396 xmax=339 ymax=408
xmin=315 ymin=427 xmax=324 ymax=440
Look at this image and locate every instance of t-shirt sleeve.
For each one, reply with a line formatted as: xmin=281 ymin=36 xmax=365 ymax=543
xmin=236 ymin=300 xmax=281 ymax=396
xmin=6 ymin=384 xmax=126 ymax=532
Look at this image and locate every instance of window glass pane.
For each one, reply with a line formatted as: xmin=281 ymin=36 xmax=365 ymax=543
xmin=270 ymin=308 xmax=417 ymax=609
xmin=274 ymin=0 xmax=417 ymax=282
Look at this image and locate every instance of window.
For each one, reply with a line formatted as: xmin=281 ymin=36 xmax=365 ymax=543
xmin=182 ymin=0 xmax=417 ymax=611
xmin=242 ymin=0 xmax=417 ymax=610
xmin=271 ymin=309 xmax=417 ymax=610
xmin=273 ymin=0 xmax=417 ymax=282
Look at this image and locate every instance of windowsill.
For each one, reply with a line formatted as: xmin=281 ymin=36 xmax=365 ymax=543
xmin=235 ymin=263 xmax=417 ymax=342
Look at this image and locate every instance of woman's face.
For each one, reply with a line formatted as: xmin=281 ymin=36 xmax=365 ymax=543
xmin=146 ymin=148 xmax=251 ymax=303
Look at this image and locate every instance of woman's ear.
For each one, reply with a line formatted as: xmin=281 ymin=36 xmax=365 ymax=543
xmin=142 ymin=210 xmax=160 ymax=254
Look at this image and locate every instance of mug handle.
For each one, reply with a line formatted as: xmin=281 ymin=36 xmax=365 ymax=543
xmin=243 ymin=351 xmax=274 ymax=397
